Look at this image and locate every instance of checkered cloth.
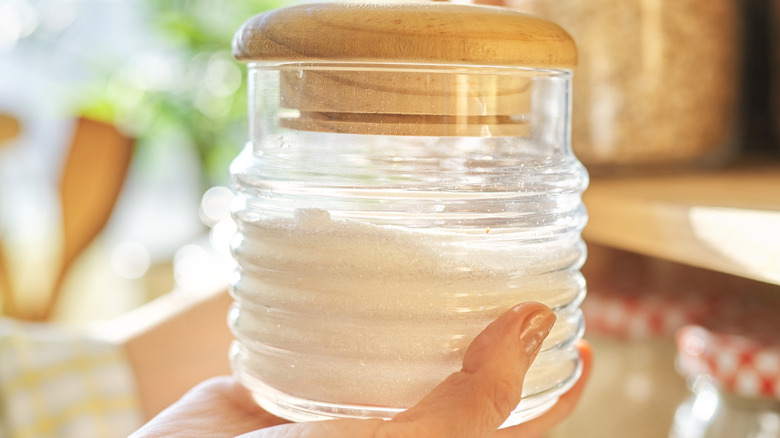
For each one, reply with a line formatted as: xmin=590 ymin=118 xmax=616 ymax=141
xmin=0 ymin=318 xmax=142 ymax=438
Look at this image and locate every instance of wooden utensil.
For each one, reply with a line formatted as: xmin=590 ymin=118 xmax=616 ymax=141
xmin=0 ymin=113 xmax=21 ymax=316
xmin=0 ymin=113 xmax=20 ymax=143
xmin=37 ymin=117 xmax=134 ymax=320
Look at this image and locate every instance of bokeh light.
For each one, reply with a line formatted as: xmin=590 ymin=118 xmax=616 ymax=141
xmin=199 ymin=185 xmax=233 ymax=226
xmin=111 ymin=241 xmax=151 ymax=280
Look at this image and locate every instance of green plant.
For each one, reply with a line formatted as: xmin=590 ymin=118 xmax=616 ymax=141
xmin=82 ymin=0 xmax=281 ymax=188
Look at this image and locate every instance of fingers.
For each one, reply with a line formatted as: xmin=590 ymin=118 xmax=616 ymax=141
xmin=492 ymin=340 xmax=593 ymax=438
xmin=130 ymin=376 xmax=289 ymax=438
xmin=243 ymin=417 xmax=388 ymax=438
xmin=387 ymin=302 xmax=557 ymax=438
xmin=134 ymin=305 xmax=584 ymax=438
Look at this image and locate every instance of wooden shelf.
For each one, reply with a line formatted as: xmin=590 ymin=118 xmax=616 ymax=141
xmin=582 ymin=162 xmax=780 ymax=286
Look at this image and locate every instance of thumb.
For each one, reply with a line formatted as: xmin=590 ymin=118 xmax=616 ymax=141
xmin=388 ymin=302 xmax=556 ymax=438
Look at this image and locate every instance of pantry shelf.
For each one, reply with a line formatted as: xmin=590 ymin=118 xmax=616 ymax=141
xmin=582 ymin=161 xmax=780 ymax=286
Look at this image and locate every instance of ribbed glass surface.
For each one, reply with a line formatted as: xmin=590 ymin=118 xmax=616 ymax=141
xmin=228 ymin=66 xmax=587 ymax=426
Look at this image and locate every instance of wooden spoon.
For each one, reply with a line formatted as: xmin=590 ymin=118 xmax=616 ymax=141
xmin=37 ymin=117 xmax=134 ymax=320
xmin=0 ymin=113 xmax=20 ymax=143
xmin=0 ymin=113 xmax=21 ymax=316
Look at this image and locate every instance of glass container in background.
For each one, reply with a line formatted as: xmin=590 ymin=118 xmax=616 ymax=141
xmin=227 ymin=2 xmax=588 ymax=427
xmin=477 ymin=0 xmax=742 ymax=172
xmin=548 ymin=245 xmax=719 ymax=438
xmin=672 ymin=291 xmax=780 ymax=438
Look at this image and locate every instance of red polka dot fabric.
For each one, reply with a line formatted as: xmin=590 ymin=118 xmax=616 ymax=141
xmin=582 ymin=284 xmax=720 ymax=340
xmin=582 ymin=244 xmax=780 ymax=399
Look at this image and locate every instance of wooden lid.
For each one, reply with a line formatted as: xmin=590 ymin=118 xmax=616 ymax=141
xmin=233 ymin=2 xmax=576 ymax=136
xmin=233 ymin=2 xmax=576 ymax=68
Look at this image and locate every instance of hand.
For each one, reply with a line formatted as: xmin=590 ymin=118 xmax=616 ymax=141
xmin=130 ymin=302 xmax=592 ymax=438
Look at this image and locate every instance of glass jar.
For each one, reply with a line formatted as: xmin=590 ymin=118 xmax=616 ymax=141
xmin=672 ymin=292 xmax=780 ymax=438
xmin=228 ymin=2 xmax=588 ymax=427
xmin=476 ymin=0 xmax=742 ymax=172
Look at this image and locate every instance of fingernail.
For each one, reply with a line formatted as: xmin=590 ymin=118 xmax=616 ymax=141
xmin=519 ymin=308 xmax=556 ymax=356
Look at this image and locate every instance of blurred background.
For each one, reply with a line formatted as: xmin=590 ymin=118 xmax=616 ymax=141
xmin=0 ymin=0 xmax=283 ymax=323
xmin=0 ymin=0 xmax=777 ymax=322
xmin=2 ymin=0 xmax=780 ymax=437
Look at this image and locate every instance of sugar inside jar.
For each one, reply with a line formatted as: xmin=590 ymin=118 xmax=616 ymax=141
xmin=228 ymin=2 xmax=588 ymax=427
